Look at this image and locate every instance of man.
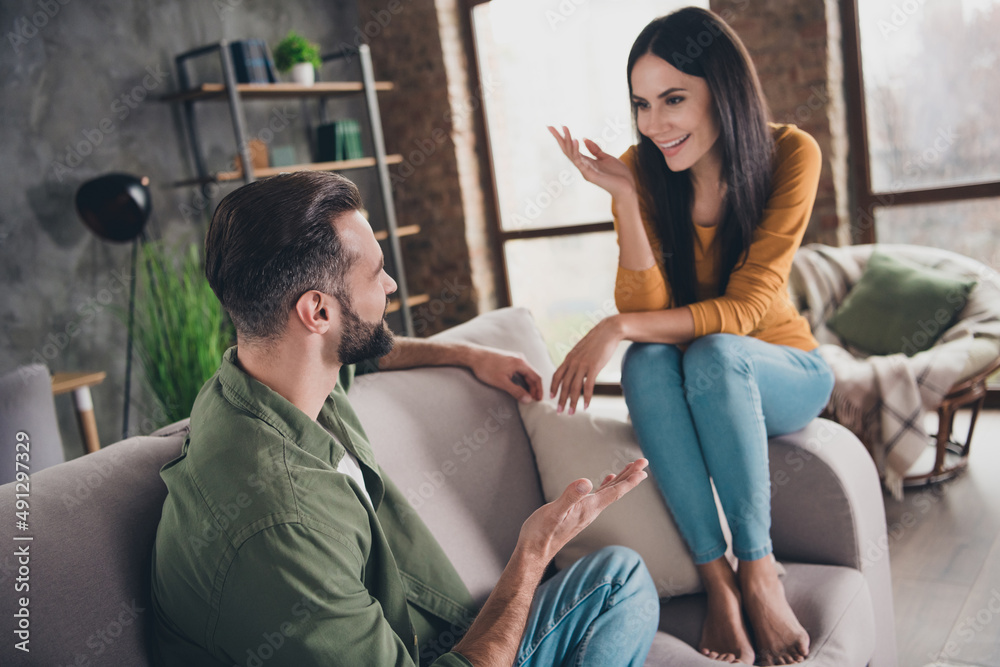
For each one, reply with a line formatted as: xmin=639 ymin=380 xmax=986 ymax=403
xmin=150 ymin=171 xmax=659 ymax=666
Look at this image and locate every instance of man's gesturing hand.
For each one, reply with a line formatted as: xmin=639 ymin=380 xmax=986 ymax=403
xmin=451 ymin=459 xmax=649 ymax=667
xmin=518 ymin=459 xmax=649 ymax=564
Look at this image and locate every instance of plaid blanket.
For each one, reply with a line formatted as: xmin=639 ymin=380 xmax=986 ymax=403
xmin=790 ymin=244 xmax=1000 ymax=498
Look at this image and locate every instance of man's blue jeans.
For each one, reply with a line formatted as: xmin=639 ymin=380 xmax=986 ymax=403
xmin=621 ymin=334 xmax=834 ymax=564
xmin=514 ymin=546 xmax=659 ymax=666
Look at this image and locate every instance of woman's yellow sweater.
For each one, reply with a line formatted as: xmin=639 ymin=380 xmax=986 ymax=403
xmin=613 ymin=123 xmax=821 ymax=352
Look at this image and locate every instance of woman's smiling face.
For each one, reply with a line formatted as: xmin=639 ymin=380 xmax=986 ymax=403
xmin=630 ymin=53 xmax=722 ymax=174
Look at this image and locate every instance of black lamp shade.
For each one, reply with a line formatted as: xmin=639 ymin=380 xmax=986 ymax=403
xmin=75 ymin=173 xmax=151 ymax=243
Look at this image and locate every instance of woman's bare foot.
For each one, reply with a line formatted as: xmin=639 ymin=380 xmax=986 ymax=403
xmin=697 ymin=557 xmax=755 ymax=664
xmin=738 ymin=556 xmax=809 ymax=665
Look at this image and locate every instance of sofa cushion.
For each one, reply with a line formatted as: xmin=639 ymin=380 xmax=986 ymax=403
xmin=519 ymin=400 xmax=734 ymax=598
xmin=349 ymin=308 xmax=553 ymax=606
xmin=646 ymin=563 xmax=875 ymax=666
xmin=0 ymin=434 xmax=183 ymax=666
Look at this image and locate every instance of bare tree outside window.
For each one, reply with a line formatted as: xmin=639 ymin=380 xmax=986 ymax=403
xmin=858 ymin=0 xmax=1000 ymax=265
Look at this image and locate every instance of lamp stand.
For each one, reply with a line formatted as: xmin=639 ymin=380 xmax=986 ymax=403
xmin=122 ymin=237 xmax=138 ymax=440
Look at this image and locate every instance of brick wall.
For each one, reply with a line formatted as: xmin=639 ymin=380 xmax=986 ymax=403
xmin=355 ymin=0 xmax=490 ymax=335
xmin=711 ymin=0 xmax=851 ymax=246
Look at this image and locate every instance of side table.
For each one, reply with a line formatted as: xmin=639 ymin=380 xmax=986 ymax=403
xmin=51 ymin=371 xmax=106 ymax=454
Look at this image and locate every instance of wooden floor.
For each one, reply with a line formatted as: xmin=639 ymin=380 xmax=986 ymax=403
xmin=588 ymin=399 xmax=1000 ymax=667
xmin=886 ymin=408 xmax=1000 ymax=667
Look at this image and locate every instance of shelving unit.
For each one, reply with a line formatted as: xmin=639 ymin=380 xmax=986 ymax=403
xmin=162 ymin=42 xmax=419 ymax=335
xmin=159 ymin=81 xmax=395 ymax=102
xmin=170 ymin=156 xmax=406 ymax=187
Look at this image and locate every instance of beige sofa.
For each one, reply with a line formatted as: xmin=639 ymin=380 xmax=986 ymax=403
xmin=0 ymin=307 xmax=896 ymax=666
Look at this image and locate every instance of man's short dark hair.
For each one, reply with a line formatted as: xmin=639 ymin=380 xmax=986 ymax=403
xmin=205 ymin=171 xmax=363 ymax=342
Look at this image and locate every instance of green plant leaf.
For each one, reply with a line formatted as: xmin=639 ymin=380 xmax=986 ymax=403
xmin=133 ymin=242 xmax=235 ymax=428
xmin=273 ymin=30 xmax=322 ymax=72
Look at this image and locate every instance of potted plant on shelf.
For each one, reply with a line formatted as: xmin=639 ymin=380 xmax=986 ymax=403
xmin=273 ymin=31 xmax=322 ymax=86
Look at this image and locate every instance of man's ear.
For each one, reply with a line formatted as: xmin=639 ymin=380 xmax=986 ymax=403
xmin=293 ymin=290 xmax=340 ymax=335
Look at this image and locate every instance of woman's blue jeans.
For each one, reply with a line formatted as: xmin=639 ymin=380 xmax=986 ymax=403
xmin=514 ymin=546 xmax=659 ymax=666
xmin=621 ymin=334 xmax=834 ymax=564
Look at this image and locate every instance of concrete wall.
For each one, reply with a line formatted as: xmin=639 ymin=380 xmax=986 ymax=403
xmin=0 ymin=0 xmax=361 ymax=458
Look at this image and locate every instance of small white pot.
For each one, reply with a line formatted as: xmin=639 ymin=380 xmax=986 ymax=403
xmin=290 ymin=62 xmax=315 ymax=86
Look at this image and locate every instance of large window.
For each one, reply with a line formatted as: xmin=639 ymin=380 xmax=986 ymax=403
xmin=843 ymin=0 xmax=1000 ymax=396
xmin=844 ymin=0 xmax=1000 ymax=263
xmin=468 ymin=0 xmax=705 ymax=384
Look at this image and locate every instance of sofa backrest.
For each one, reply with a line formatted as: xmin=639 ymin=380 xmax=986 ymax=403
xmin=0 ymin=430 xmax=184 ymax=666
xmin=351 ymin=365 xmax=544 ymax=606
xmin=349 ymin=307 xmax=554 ymax=605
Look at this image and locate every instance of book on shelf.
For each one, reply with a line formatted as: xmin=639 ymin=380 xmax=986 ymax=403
xmin=261 ymin=41 xmax=279 ymax=83
xmin=227 ymin=39 xmax=277 ymax=84
xmin=228 ymin=41 xmax=250 ymax=83
xmin=316 ymin=119 xmax=364 ymax=162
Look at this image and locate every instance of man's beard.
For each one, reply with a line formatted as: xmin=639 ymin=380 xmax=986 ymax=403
xmin=336 ymin=296 xmax=395 ymax=365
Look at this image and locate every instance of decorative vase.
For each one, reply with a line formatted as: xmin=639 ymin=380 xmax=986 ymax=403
xmin=291 ymin=62 xmax=315 ymax=86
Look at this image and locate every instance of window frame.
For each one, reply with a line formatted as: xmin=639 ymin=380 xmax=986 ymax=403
xmin=460 ymin=0 xmax=625 ymax=393
xmin=840 ymin=0 xmax=1000 ymax=400
xmin=839 ymin=0 xmax=1000 ymax=244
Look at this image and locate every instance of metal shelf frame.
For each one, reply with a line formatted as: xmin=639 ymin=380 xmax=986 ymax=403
xmin=169 ymin=42 xmax=414 ymax=335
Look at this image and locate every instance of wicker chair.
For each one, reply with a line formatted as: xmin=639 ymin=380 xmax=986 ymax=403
xmin=789 ymin=243 xmax=1000 ymax=487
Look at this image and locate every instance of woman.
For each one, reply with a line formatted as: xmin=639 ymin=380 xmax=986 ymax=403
xmin=548 ymin=7 xmax=834 ymax=666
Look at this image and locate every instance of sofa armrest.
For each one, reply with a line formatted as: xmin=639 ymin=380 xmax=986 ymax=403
xmin=0 ymin=434 xmax=183 ymax=666
xmin=768 ymin=419 xmax=881 ymax=567
xmin=768 ymin=418 xmax=897 ymax=667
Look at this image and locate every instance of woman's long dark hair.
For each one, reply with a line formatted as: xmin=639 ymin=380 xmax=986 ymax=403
xmin=627 ymin=7 xmax=774 ymax=307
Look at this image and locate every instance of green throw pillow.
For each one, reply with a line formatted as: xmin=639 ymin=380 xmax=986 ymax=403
xmin=826 ymin=251 xmax=977 ymax=356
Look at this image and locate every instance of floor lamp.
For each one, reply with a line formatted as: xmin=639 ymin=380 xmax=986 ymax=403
xmin=74 ymin=173 xmax=151 ymax=440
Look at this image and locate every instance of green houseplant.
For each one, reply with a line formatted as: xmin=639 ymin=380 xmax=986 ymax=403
xmin=273 ymin=31 xmax=322 ymax=85
xmin=132 ymin=242 xmax=234 ymax=428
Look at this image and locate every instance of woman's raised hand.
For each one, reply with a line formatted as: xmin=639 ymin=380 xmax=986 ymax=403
xmin=548 ymin=126 xmax=636 ymax=199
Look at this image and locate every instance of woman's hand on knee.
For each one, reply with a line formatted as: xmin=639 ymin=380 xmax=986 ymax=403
xmin=547 ymin=125 xmax=636 ymax=199
xmin=550 ymin=316 xmax=624 ymax=414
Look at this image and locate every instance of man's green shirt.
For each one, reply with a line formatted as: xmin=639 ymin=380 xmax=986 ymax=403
xmin=150 ymin=347 xmax=477 ymax=666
